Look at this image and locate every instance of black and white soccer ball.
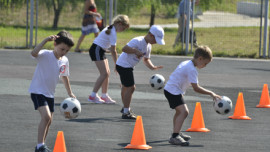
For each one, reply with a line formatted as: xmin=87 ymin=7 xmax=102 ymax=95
xmin=60 ymin=98 xmax=81 ymax=119
xmin=213 ymin=96 xmax=233 ymax=115
xmin=149 ymin=74 xmax=165 ymax=90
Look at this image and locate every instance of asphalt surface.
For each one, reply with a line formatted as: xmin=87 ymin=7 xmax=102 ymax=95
xmin=0 ymin=49 xmax=270 ymax=152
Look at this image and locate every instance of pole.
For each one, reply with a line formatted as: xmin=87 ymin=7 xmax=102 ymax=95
xmin=263 ymin=0 xmax=269 ymax=58
xmin=29 ymin=0 xmax=34 ymax=48
xmin=105 ymin=0 xmax=108 ymax=26
xmin=181 ymin=0 xmax=186 ymax=52
xmin=185 ymin=0 xmax=191 ymax=55
xmin=26 ymin=0 xmax=29 ymax=48
xmin=114 ymin=0 xmax=117 ymax=16
xmin=259 ymin=0 xmax=263 ymax=57
xmin=190 ymin=0 xmax=195 ymax=53
xmin=35 ymin=0 xmax=38 ymax=47
xmin=109 ymin=0 xmax=113 ymax=25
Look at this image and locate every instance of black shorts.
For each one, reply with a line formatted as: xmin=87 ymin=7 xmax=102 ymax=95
xmin=31 ymin=93 xmax=54 ymax=112
xmin=89 ymin=43 xmax=107 ymax=61
xmin=116 ymin=64 xmax=134 ymax=87
xmin=164 ymin=89 xmax=185 ymax=109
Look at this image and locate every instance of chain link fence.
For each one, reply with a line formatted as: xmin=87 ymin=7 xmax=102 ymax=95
xmin=0 ymin=0 xmax=267 ymax=57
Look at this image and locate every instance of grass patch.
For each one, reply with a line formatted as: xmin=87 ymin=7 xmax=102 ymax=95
xmin=0 ymin=25 xmax=261 ymax=58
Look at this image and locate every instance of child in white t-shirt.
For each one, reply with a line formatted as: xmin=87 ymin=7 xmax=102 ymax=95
xmin=116 ymin=25 xmax=165 ymax=119
xmin=88 ymin=14 xmax=130 ymax=104
xmin=164 ymin=46 xmax=221 ymax=146
xmin=29 ymin=30 xmax=76 ymax=152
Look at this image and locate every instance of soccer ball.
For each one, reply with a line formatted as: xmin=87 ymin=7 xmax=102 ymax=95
xmin=149 ymin=74 xmax=165 ymax=90
xmin=60 ymin=98 xmax=81 ymax=119
xmin=213 ymin=96 xmax=233 ymax=115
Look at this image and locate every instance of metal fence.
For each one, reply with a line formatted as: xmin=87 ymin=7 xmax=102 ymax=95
xmin=0 ymin=0 xmax=268 ymax=58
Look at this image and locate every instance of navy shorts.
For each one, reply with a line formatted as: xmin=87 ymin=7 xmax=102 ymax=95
xmin=89 ymin=43 xmax=107 ymax=61
xmin=116 ymin=65 xmax=134 ymax=87
xmin=31 ymin=93 xmax=54 ymax=112
xmin=164 ymin=89 xmax=185 ymax=109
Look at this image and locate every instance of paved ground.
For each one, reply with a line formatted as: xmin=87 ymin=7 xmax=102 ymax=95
xmin=1 ymin=49 xmax=270 ymax=152
xmin=131 ymin=11 xmax=264 ymax=28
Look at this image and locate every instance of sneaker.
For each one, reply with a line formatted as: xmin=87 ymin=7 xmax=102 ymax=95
xmin=35 ymin=145 xmax=51 ymax=152
xmin=88 ymin=95 xmax=105 ymax=104
xmin=169 ymin=135 xmax=189 ymax=146
xmin=101 ymin=96 xmax=116 ymax=104
xmin=179 ymin=132 xmax=191 ymax=141
xmin=122 ymin=112 xmax=136 ymax=119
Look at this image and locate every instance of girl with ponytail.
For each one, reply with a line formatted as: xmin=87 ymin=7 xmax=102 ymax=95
xmin=88 ymin=15 xmax=130 ymax=104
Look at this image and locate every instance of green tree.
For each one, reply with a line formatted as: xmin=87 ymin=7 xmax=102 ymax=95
xmin=41 ymin=0 xmax=79 ymax=28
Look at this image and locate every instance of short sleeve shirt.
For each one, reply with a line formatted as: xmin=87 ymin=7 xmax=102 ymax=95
xmin=28 ymin=50 xmax=69 ymax=98
xmin=164 ymin=60 xmax=198 ymax=95
xmin=116 ymin=36 xmax=151 ymax=68
xmin=93 ymin=26 xmax=117 ymax=49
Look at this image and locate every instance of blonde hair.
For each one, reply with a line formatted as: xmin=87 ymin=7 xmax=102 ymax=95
xmin=105 ymin=14 xmax=130 ymax=35
xmin=194 ymin=45 xmax=213 ymax=60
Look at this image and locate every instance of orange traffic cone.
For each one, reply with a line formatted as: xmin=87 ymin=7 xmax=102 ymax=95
xmin=53 ymin=131 xmax=67 ymax=152
xmin=186 ymin=102 xmax=210 ymax=132
xmin=256 ymin=84 xmax=270 ymax=108
xmin=229 ymin=92 xmax=251 ymax=120
xmin=125 ymin=116 xmax=152 ymax=150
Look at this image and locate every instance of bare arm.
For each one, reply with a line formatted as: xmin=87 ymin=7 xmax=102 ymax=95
xmin=62 ymin=76 xmax=76 ymax=98
xmin=122 ymin=45 xmax=144 ymax=58
xmin=109 ymin=45 xmax=117 ymax=64
xmin=143 ymin=57 xmax=163 ymax=70
xmin=84 ymin=0 xmax=101 ymax=18
xmin=191 ymin=83 xmax=221 ymax=100
xmin=31 ymin=35 xmax=59 ymax=57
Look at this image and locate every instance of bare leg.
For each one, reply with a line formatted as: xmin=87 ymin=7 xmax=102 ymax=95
xmin=173 ymin=104 xmax=189 ymax=133
xmin=75 ymin=34 xmax=86 ymax=52
xmin=37 ymin=106 xmax=52 ymax=143
xmin=122 ymin=85 xmax=135 ymax=108
xmin=92 ymin=59 xmax=109 ymax=93
xmin=101 ymin=59 xmax=110 ymax=94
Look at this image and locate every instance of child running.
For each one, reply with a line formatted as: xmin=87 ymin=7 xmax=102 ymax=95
xmin=164 ymin=46 xmax=221 ymax=146
xmin=116 ymin=25 xmax=165 ymax=119
xmin=29 ymin=30 xmax=76 ymax=152
xmin=88 ymin=14 xmax=130 ymax=104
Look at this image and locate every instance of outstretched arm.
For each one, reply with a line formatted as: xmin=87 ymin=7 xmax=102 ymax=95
xmin=62 ymin=76 xmax=76 ymax=98
xmin=191 ymin=83 xmax=221 ymax=100
xmin=143 ymin=57 xmax=163 ymax=70
xmin=31 ymin=35 xmax=59 ymax=57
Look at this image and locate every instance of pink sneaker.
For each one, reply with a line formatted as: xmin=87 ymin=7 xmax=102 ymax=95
xmin=101 ymin=96 xmax=116 ymax=104
xmin=88 ymin=95 xmax=105 ymax=104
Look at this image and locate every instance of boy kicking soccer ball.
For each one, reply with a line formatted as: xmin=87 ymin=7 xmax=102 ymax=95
xmin=164 ymin=46 xmax=221 ymax=146
xmin=29 ymin=30 xmax=76 ymax=152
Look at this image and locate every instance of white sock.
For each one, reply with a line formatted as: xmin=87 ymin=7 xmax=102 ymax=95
xmin=101 ymin=93 xmax=108 ymax=98
xmin=123 ymin=108 xmax=130 ymax=114
xmin=37 ymin=143 xmax=44 ymax=149
xmin=91 ymin=92 xmax=97 ymax=97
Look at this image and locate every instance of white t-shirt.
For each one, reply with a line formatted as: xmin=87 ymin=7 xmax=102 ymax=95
xmin=116 ymin=36 xmax=151 ymax=68
xmin=164 ymin=60 xmax=198 ymax=95
xmin=28 ymin=50 xmax=69 ymax=98
xmin=93 ymin=26 xmax=117 ymax=49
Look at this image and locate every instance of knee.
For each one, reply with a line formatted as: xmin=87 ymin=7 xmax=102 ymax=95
xmin=101 ymin=71 xmax=110 ymax=78
xmin=42 ymin=114 xmax=52 ymax=124
xmin=182 ymin=109 xmax=189 ymax=117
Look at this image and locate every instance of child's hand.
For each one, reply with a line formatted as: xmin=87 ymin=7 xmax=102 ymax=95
xmin=135 ymin=50 xmax=144 ymax=59
xmin=46 ymin=35 xmax=59 ymax=42
xmin=69 ymin=92 xmax=76 ymax=99
xmin=153 ymin=65 xmax=163 ymax=70
xmin=212 ymin=93 xmax=221 ymax=102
